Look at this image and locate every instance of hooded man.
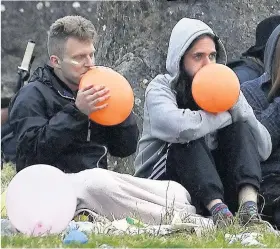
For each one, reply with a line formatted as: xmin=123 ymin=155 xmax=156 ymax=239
xmin=134 ymin=18 xmax=272 ymax=226
xmin=241 ymin=24 xmax=280 ymax=228
xmin=227 ymin=15 xmax=280 ymax=84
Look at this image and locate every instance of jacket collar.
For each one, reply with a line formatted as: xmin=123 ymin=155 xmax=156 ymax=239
xmin=29 ymin=64 xmax=76 ymax=100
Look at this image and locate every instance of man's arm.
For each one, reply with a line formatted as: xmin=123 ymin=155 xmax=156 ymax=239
xmin=105 ymin=112 xmax=139 ymax=157
xmin=242 ymin=82 xmax=280 ymax=152
xmin=145 ymin=83 xmax=232 ymax=144
xmin=9 ymin=84 xmax=89 ymax=165
xmin=229 ymin=91 xmax=272 ymax=161
xmin=251 ymin=97 xmax=280 ymax=152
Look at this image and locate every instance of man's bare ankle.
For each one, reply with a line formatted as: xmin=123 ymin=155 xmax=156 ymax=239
xmin=207 ymin=199 xmax=223 ymax=211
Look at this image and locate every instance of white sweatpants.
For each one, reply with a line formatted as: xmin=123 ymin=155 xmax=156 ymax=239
xmin=67 ymin=168 xmax=196 ymax=225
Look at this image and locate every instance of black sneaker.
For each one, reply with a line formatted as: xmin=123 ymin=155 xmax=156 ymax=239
xmin=239 ymin=201 xmax=261 ymax=225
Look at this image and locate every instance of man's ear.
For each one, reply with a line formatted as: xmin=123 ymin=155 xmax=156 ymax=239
xmin=50 ymin=55 xmax=61 ymax=68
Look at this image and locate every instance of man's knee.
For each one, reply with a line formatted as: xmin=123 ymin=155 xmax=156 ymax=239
xmin=69 ymin=168 xmax=119 ymax=193
xmin=220 ymin=121 xmax=253 ymax=139
xmin=85 ymin=168 xmax=118 ymax=190
xmin=170 ymin=137 xmax=205 ymax=149
xmin=169 ymin=137 xmax=206 ymax=156
xmin=226 ymin=121 xmax=250 ymax=132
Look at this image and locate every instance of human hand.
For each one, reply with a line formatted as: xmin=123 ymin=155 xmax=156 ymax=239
xmin=75 ymin=85 xmax=110 ymax=116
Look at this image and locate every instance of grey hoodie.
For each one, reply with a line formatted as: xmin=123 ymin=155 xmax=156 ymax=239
xmin=134 ymin=18 xmax=272 ymax=178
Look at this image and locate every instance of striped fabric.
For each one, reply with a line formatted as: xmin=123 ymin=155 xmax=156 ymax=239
xmin=149 ymin=144 xmax=170 ymax=180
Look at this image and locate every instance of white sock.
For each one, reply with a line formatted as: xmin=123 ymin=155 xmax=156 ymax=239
xmin=238 ymin=185 xmax=258 ymax=205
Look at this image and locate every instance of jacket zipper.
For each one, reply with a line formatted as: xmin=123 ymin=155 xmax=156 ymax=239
xmin=57 ymin=90 xmax=92 ymax=141
xmin=57 ymin=90 xmax=75 ymax=101
xmin=57 ymin=89 xmax=107 ymax=167
xmin=87 ymin=120 xmax=91 ymax=142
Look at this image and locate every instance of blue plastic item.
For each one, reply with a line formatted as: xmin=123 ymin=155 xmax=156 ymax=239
xmin=63 ymin=229 xmax=88 ymax=244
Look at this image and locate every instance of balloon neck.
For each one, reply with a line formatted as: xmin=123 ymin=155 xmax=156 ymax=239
xmin=33 ymin=221 xmax=51 ymax=236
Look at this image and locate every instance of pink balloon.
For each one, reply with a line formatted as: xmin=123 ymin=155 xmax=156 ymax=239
xmin=6 ymin=164 xmax=77 ymax=236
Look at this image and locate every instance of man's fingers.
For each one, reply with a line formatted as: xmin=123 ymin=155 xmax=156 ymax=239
xmin=85 ymin=85 xmax=106 ymax=94
xmin=76 ymin=85 xmax=110 ymax=115
xmin=87 ymin=89 xmax=110 ymax=101
xmin=92 ymin=103 xmax=108 ymax=111
xmin=90 ymin=95 xmax=110 ymax=107
xmin=78 ymin=84 xmax=94 ymax=93
xmin=79 ymin=85 xmax=106 ymax=95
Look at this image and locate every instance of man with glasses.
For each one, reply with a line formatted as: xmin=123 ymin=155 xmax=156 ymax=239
xmin=9 ymin=15 xmax=139 ymax=173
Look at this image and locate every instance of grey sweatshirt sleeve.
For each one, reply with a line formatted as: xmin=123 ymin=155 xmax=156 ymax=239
xmin=229 ymin=91 xmax=272 ymax=161
xmin=145 ymin=84 xmax=232 ymax=144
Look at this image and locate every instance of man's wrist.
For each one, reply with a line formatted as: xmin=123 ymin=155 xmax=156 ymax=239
xmin=66 ymin=104 xmax=88 ymax=120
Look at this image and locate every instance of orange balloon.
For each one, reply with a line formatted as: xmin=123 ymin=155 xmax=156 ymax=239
xmin=192 ymin=64 xmax=240 ymax=113
xmin=79 ymin=66 xmax=134 ymax=126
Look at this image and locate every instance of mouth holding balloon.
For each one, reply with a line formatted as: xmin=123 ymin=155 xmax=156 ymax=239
xmin=192 ymin=63 xmax=240 ymax=113
xmin=79 ymin=66 xmax=134 ymax=126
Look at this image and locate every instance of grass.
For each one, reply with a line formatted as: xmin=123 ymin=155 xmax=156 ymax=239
xmin=1 ymin=162 xmax=16 ymax=191
xmin=1 ymin=163 xmax=280 ymax=248
xmin=2 ymin=229 xmax=280 ymax=248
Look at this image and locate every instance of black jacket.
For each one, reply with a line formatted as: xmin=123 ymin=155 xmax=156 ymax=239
xmin=227 ymin=57 xmax=264 ymax=84
xmin=9 ymin=65 xmax=139 ymax=173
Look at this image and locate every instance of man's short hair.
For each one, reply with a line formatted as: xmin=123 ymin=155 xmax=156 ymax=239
xmin=47 ymin=15 xmax=97 ymax=58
